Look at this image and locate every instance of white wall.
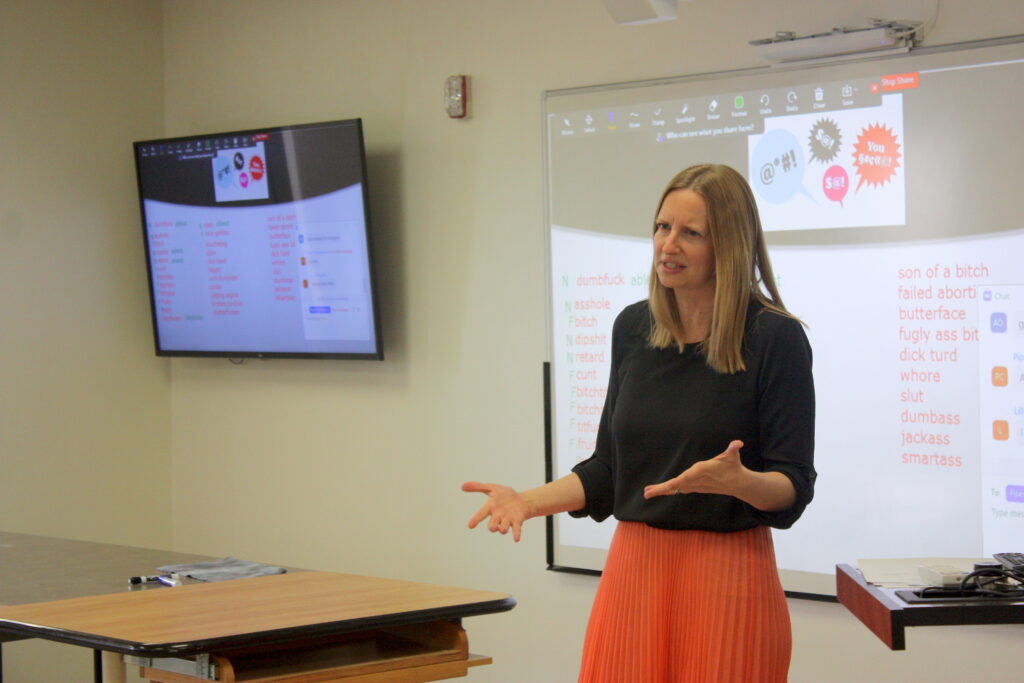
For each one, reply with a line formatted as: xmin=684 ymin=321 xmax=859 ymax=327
xmin=4 ymin=0 xmax=1024 ymax=681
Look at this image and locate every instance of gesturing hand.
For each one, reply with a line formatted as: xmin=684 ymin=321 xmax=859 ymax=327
xmin=643 ymin=440 xmax=746 ymax=499
xmin=462 ymin=481 xmax=531 ymax=542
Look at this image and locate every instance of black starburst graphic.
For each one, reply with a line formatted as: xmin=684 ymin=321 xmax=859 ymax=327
xmin=808 ymin=118 xmax=842 ymax=164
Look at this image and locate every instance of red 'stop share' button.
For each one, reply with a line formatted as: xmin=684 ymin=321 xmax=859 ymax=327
xmin=880 ymin=72 xmax=920 ymax=91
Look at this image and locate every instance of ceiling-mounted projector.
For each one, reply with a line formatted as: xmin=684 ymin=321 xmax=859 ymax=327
xmin=750 ymin=22 xmax=917 ymax=63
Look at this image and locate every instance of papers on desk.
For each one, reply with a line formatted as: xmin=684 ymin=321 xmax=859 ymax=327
xmin=857 ymin=557 xmax=991 ymax=587
xmin=156 ymin=557 xmax=287 ymax=582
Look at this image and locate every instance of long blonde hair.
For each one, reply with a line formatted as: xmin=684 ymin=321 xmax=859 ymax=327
xmin=647 ymin=164 xmax=794 ymax=373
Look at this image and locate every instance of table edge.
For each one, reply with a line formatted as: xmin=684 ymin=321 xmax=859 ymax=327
xmin=0 ymin=596 xmax=517 ymax=657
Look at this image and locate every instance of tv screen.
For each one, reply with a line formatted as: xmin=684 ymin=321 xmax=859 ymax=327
xmin=133 ymin=118 xmax=383 ymax=359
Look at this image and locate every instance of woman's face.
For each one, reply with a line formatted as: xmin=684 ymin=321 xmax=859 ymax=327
xmin=653 ymin=188 xmax=716 ymax=301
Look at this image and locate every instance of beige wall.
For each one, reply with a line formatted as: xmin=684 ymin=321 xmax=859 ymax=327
xmin=4 ymin=0 xmax=1024 ymax=681
xmin=159 ymin=1 xmax=1024 ymax=680
xmin=0 ymin=0 xmax=168 ymax=679
xmin=0 ymin=0 xmax=169 ymax=542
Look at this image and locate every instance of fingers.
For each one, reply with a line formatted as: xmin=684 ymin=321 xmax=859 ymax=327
xmin=464 ymin=482 xmax=495 ymax=529
xmin=643 ymin=481 xmax=677 ymax=499
xmin=480 ymin=510 xmax=524 ymax=542
xmin=713 ymin=440 xmax=743 ymax=461
xmin=650 ymin=441 xmax=745 ymax=500
xmin=467 ymin=502 xmax=491 ymax=529
xmin=462 ymin=481 xmax=524 ymax=541
xmin=494 ymin=518 xmax=523 ymax=542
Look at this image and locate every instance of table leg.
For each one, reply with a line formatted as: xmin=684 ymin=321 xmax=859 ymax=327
xmin=100 ymin=651 xmax=125 ymax=683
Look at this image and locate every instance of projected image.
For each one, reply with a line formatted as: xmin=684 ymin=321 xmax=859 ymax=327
xmin=545 ymin=42 xmax=1024 ymax=595
xmin=142 ymin=187 xmax=373 ymax=348
xmin=978 ymin=283 xmax=1024 ymax=547
xmin=749 ymin=93 xmax=905 ymax=231
xmin=550 ymin=226 xmax=650 ymax=552
xmin=293 ymin=189 xmax=376 ymax=342
xmin=212 ymin=142 xmax=270 ymax=203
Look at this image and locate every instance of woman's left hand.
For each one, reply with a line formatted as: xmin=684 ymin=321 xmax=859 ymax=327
xmin=643 ymin=440 xmax=746 ymax=499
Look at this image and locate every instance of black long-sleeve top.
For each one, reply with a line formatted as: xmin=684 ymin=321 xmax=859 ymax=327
xmin=570 ymin=300 xmax=816 ymax=531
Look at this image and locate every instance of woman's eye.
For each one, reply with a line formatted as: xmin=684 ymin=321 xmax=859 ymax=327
xmin=655 ymin=222 xmax=669 ymax=232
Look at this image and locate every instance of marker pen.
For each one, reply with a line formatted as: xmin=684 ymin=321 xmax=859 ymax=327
xmin=157 ymin=574 xmax=181 ymax=587
xmin=129 ymin=575 xmax=164 ymax=585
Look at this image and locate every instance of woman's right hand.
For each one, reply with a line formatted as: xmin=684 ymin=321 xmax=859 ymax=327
xmin=462 ymin=481 xmax=531 ymax=542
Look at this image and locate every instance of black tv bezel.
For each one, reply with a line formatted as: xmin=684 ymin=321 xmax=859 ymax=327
xmin=133 ymin=118 xmax=384 ymax=361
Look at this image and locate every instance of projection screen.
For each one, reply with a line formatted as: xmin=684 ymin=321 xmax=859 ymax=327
xmin=543 ymin=36 xmax=1024 ymax=597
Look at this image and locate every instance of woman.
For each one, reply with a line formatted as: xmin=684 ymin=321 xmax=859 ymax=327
xmin=464 ymin=163 xmax=815 ymax=682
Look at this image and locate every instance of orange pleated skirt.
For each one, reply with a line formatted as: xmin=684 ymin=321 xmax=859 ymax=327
xmin=578 ymin=522 xmax=791 ymax=683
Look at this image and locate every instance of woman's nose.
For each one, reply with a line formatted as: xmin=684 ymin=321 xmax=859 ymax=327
xmin=661 ymin=232 xmax=682 ymax=252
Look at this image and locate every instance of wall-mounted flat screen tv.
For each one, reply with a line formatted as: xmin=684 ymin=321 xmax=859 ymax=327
xmin=133 ymin=118 xmax=383 ymax=359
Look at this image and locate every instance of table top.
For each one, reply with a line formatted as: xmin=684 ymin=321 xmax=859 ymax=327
xmin=835 ymin=563 xmax=1024 ymax=650
xmin=0 ymin=531 xmax=218 ymax=606
xmin=0 ymin=571 xmax=515 ymax=658
xmin=0 ymin=532 xmax=515 ymax=658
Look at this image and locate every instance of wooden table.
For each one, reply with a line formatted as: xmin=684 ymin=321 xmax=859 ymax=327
xmin=1 ymin=530 xmax=224 ymax=681
xmin=0 ymin=533 xmax=514 ymax=682
xmin=0 ymin=531 xmax=222 ymax=607
xmin=836 ymin=563 xmax=1024 ymax=650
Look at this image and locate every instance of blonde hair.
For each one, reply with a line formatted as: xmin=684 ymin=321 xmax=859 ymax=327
xmin=647 ymin=164 xmax=795 ymax=374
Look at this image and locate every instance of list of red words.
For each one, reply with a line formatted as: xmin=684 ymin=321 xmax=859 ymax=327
xmin=150 ymin=214 xmax=298 ymax=322
xmin=204 ymin=220 xmax=241 ymax=316
xmin=560 ymin=271 xmax=648 ymax=456
xmin=564 ymin=295 xmax=610 ymax=453
xmin=151 ymin=220 xmax=189 ymax=322
xmin=266 ymin=214 xmax=298 ymax=303
xmin=896 ymin=262 xmax=987 ymax=467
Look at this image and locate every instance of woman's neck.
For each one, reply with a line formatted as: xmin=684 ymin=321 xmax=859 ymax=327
xmin=674 ymin=293 xmax=714 ymax=343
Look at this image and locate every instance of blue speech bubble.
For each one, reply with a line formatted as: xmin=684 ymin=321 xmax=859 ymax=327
xmin=213 ymin=157 xmax=234 ymax=190
xmin=751 ymin=128 xmax=813 ymax=204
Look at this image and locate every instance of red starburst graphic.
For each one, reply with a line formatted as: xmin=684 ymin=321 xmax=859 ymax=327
xmin=249 ymin=155 xmax=265 ymax=181
xmin=852 ymin=123 xmax=901 ymax=191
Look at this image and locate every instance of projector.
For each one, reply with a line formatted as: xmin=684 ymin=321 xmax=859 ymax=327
xmin=750 ymin=25 xmax=911 ymax=63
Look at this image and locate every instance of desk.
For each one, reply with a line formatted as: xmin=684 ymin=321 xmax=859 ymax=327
xmin=836 ymin=563 xmax=1024 ymax=650
xmin=1 ymin=531 xmax=225 ymax=681
xmin=0 ymin=533 xmax=515 ymax=682
xmin=0 ymin=531 xmax=220 ymax=607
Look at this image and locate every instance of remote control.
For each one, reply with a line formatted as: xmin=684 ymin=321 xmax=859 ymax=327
xmin=992 ymin=552 xmax=1024 ymax=571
